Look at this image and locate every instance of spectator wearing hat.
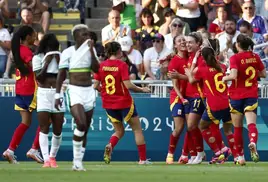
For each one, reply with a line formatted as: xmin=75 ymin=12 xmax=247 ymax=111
xmin=119 ymin=36 xmax=143 ymax=73
xmin=102 ymin=9 xmax=131 ymax=46
xmin=135 ymin=8 xmax=160 ymax=54
xmin=164 ymin=18 xmax=186 ymax=50
xmin=143 ymin=33 xmax=172 ymax=80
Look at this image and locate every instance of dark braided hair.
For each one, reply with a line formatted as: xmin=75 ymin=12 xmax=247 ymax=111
xmin=37 ymin=33 xmax=59 ymax=55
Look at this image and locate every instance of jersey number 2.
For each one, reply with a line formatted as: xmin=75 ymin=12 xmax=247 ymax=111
xmin=105 ymin=74 xmax=116 ymax=95
xmin=245 ymin=66 xmax=256 ymax=87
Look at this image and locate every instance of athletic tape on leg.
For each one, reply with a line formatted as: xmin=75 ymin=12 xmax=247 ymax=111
xmin=74 ymin=128 xmax=85 ymax=137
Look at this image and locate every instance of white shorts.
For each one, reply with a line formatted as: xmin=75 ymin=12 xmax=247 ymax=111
xmin=66 ymin=84 xmax=96 ymax=112
xmin=37 ymin=87 xmax=66 ymax=113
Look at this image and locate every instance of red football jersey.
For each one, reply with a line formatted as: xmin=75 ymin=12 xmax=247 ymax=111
xmin=15 ymin=45 xmax=36 ymax=95
xmin=229 ymin=51 xmax=265 ymax=99
xmin=168 ymin=55 xmax=187 ymax=104
xmin=209 ymin=23 xmax=224 ymax=35
xmin=185 ymin=53 xmax=204 ymax=98
xmin=195 ymin=64 xmax=229 ymax=111
xmin=94 ymin=59 xmax=132 ymax=109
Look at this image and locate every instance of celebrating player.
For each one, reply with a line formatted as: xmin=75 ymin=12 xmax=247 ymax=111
xmin=185 ymin=39 xmax=236 ymax=164
xmin=94 ymin=41 xmax=151 ymax=165
xmin=223 ymin=34 xmax=266 ymax=165
xmin=2 ymin=26 xmax=43 ymax=164
xmin=32 ymin=34 xmax=65 ymax=168
xmin=55 ymin=24 xmax=99 ymax=171
xmin=165 ymin=35 xmax=188 ymax=164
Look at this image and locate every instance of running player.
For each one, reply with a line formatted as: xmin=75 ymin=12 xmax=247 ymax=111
xmin=2 ymin=26 xmax=43 ymax=164
xmin=32 ymin=34 xmax=65 ymax=168
xmin=223 ymin=34 xmax=266 ymax=165
xmin=94 ymin=41 xmax=151 ymax=165
xmin=55 ymin=25 xmax=99 ymax=171
xmin=185 ymin=39 xmax=237 ymax=164
xmin=165 ymin=35 xmax=188 ymax=164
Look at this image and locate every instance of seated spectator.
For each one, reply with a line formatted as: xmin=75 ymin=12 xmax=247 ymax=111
xmin=65 ymin=0 xmax=80 ymax=12
xmin=0 ymin=0 xmax=9 ymax=18
xmin=239 ymin=21 xmax=267 ymax=59
xmin=101 ymin=9 xmax=131 ymax=46
xmin=119 ymin=36 xmax=143 ymax=72
xmin=217 ymin=18 xmax=240 ymax=59
xmin=143 ymin=33 xmax=172 ymax=80
xmin=21 ymin=0 xmax=50 ymax=33
xmin=113 ymin=0 xmax=137 ymax=31
xmin=142 ymin=0 xmax=169 ymax=26
xmin=164 ymin=18 xmax=185 ymax=50
xmin=205 ymin=0 xmax=232 ymax=24
xmin=135 ymin=8 xmax=159 ymax=54
xmin=209 ymin=6 xmax=228 ymax=39
xmin=122 ymin=51 xmax=141 ymax=81
xmin=237 ymin=0 xmax=268 ymax=36
xmin=0 ymin=15 xmax=11 ymax=78
xmin=159 ymin=7 xmax=175 ymax=35
xmin=171 ymin=0 xmax=201 ymax=31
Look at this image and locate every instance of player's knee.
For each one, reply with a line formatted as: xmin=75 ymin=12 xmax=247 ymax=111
xmin=173 ymin=128 xmax=183 ymax=136
xmin=187 ymin=124 xmax=197 ymax=131
xmin=115 ymin=130 xmax=125 ymax=139
xmin=76 ymin=123 xmax=87 ymax=132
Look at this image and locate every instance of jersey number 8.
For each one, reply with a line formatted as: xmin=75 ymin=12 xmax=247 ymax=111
xmin=105 ymin=74 xmax=116 ymax=95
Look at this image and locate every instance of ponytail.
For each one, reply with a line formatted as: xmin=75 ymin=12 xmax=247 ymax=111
xmin=202 ymin=47 xmax=222 ymax=72
xmin=11 ymin=26 xmax=34 ymax=76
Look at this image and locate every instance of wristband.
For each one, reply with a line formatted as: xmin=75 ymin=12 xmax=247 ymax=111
xmin=193 ymin=57 xmax=197 ymax=64
xmin=54 ymin=93 xmax=61 ymax=99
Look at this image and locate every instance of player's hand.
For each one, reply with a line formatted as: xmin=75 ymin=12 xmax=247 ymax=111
xmin=142 ymin=87 xmax=151 ymax=93
xmin=184 ymin=68 xmax=191 ymax=76
xmin=168 ymin=69 xmax=179 ymax=79
xmin=222 ymin=76 xmax=228 ymax=83
xmin=194 ymin=50 xmax=201 ymax=59
xmin=181 ymin=98 xmax=189 ymax=105
xmin=45 ymin=55 xmax=53 ymax=64
xmin=54 ymin=99 xmax=62 ymax=111
xmin=88 ymin=39 xmax=95 ymax=49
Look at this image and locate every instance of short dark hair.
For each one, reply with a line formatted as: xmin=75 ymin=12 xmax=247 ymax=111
xmin=239 ymin=21 xmax=252 ymax=30
xmin=225 ymin=17 xmax=237 ymax=24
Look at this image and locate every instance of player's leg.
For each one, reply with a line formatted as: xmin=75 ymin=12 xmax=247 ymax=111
xmin=38 ymin=111 xmax=51 ymax=167
xmin=49 ymin=112 xmax=64 ymax=168
xmin=222 ymin=122 xmax=237 ymax=161
xmin=166 ymin=104 xmax=185 ymax=164
xmin=210 ymin=122 xmax=226 ymax=152
xmin=244 ymin=98 xmax=259 ymax=163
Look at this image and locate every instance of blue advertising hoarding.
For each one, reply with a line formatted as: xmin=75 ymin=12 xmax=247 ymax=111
xmin=0 ymin=97 xmax=267 ymax=162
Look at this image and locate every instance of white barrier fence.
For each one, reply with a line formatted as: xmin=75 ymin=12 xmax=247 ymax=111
xmin=1 ymin=79 xmax=268 ymax=98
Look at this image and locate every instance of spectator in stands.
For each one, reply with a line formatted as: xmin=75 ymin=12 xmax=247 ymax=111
xmin=239 ymin=21 xmax=267 ymax=60
xmin=135 ymin=8 xmax=159 ymax=54
xmin=143 ymin=33 xmax=172 ymax=80
xmin=65 ymin=0 xmax=81 ymax=12
xmin=159 ymin=7 xmax=175 ymax=35
xmin=164 ymin=18 xmax=185 ymax=50
xmin=0 ymin=0 xmax=9 ymax=18
xmin=170 ymin=0 xmax=201 ymax=31
xmin=142 ymin=0 xmax=169 ymax=26
xmin=102 ymin=9 xmax=131 ymax=46
xmin=218 ymin=18 xmax=240 ymax=60
xmin=122 ymin=51 xmax=141 ymax=81
xmin=0 ymin=15 xmax=11 ymax=78
xmin=209 ymin=6 xmax=228 ymax=39
xmin=205 ymin=0 xmax=232 ymax=24
xmin=21 ymin=0 xmax=50 ymax=33
xmin=237 ymin=0 xmax=268 ymax=36
xmin=119 ymin=36 xmax=143 ymax=72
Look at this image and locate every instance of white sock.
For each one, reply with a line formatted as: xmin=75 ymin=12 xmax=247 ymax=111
xmin=73 ymin=140 xmax=83 ymax=163
xmin=81 ymin=147 xmax=86 ymax=160
xmin=49 ymin=133 xmax=62 ymax=158
xmin=39 ymin=132 xmax=49 ymax=162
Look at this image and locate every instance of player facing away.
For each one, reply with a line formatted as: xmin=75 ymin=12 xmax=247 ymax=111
xmin=2 ymin=26 xmax=43 ymax=164
xmin=185 ymin=39 xmax=237 ymax=164
xmin=32 ymin=34 xmax=65 ymax=168
xmin=94 ymin=41 xmax=151 ymax=165
xmin=223 ymin=34 xmax=266 ymax=165
xmin=166 ymin=35 xmax=189 ymax=164
xmin=55 ymin=24 xmax=99 ymax=171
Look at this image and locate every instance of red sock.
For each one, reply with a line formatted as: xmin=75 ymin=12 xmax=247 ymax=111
xmin=234 ymin=127 xmax=244 ymax=156
xmin=201 ymin=128 xmax=220 ymax=154
xmin=182 ymin=132 xmax=189 ymax=156
xmin=32 ymin=126 xmax=40 ymax=149
xmin=210 ymin=123 xmax=225 ymax=149
xmin=248 ymin=123 xmax=258 ymax=144
xmin=187 ymin=132 xmax=197 ymax=156
xmin=227 ymin=134 xmax=238 ymax=158
xmin=168 ymin=134 xmax=179 ymax=154
xmin=109 ymin=135 xmax=119 ymax=149
xmin=190 ymin=128 xmax=204 ymax=152
xmin=137 ymin=144 xmax=146 ymax=161
xmin=9 ymin=123 xmax=29 ymax=151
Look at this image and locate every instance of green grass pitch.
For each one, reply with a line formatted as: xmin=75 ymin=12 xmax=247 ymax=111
xmin=0 ymin=162 xmax=268 ymax=182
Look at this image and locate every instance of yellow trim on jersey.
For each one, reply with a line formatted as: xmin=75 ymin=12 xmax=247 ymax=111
xmin=225 ymin=120 xmax=232 ymax=124
xmin=124 ymin=100 xmax=135 ymax=122
xmin=197 ymin=83 xmax=204 ymax=98
xmin=106 ymin=112 xmax=121 ymax=123
xmin=205 ymin=80 xmax=214 ymax=96
xmin=69 ymin=68 xmax=91 ymax=73
xmin=170 ymin=96 xmax=179 ymax=111
xmin=244 ymin=102 xmax=258 ymax=112
xmin=207 ymin=104 xmax=220 ymax=124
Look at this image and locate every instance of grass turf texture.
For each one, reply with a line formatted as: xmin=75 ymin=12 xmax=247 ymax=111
xmin=0 ymin=162 xmax=268 ymax=182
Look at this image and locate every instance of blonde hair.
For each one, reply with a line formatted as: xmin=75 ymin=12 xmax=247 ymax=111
xmin=71 ymin=24 xmax=88 ymax=37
